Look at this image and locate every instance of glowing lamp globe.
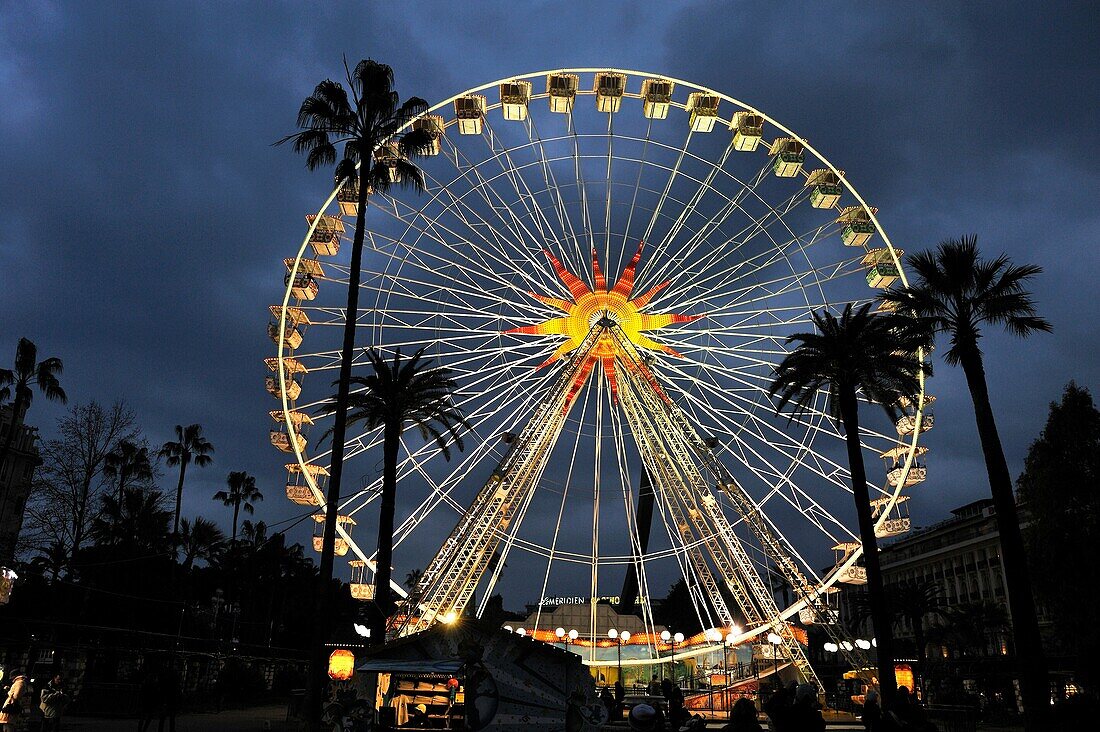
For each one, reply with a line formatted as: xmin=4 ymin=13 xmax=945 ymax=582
xmin=328 ymin=649 xmax=355 ymax=681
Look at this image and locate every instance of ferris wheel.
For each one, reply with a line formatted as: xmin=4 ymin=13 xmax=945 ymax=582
xmin=268 ymin=69 xmax=932 ymax=680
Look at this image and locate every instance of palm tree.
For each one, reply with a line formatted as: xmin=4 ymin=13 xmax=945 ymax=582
xmin=92 ymin=488 xmax=173 ymax=551
xmin=769 ymin=303 xmax=927 ymax=709
xmin=0 ymin=337 xmax=66 ymax=477
xmin=159 ymin=424 xmax=215 ymax=537
xmin=323 ymin=347 xmax=468 ymax=639
xmin=213 ymin=471 xmax=263 ymax=541
xmin=177 ymin=517 xmax=225 ymax=571
xmin=404 ymin=568 xmax=423 ymax=592
xmin=891 ymin=580 xmax=946 ymax=666
xmin=103 ymin=440 xmax=154 ymax=504
xmin=881 ymin=236 xmax=1051 ymax=726
xmin=30 ymin=541 xmax=70 ymax=584
xmin=278 ymin=59 xmax=433 ymax=680
xmin=851 ymin=579 xmax=945 ymax=666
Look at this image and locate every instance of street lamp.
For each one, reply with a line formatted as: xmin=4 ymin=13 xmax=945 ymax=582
xmin=609 ymin=629 xmax=631 ymax=681
xmin=855 ymin=638 xmax=872 ymax=650
xmin=661 ymin=630 xmax=684 ymax=685
xmin=516 ymin=627 xmax=527 ymax=637
xmin=724 ymin=626 xmax=740 ymax=718
xmin=556 ymin=627 xmax=566 ymax=647
xmin=767 ymin=632 xmax=783 ymax=686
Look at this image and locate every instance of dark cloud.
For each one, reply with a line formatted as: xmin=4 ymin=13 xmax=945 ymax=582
xmin=1 ymin=1 xmax=1096 ymax=605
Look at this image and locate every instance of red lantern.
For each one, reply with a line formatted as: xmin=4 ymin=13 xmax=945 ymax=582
xmin=328 ymin=648 xmax=355 ymax=681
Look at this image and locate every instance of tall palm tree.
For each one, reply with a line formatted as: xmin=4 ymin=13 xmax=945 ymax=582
xmin=278 ymin=61 xmax=434 ymax=720
xmin=323 ymin=347 xmax=468 ymax=639
xmin=103 ymin=439 xmax=154 ymax=504
xmin=177 ymin=517 xmax=225 ymax=571
xmin=0 ymin=337 xmax=66 ymax=476
xmin=769 ymin=303 xmax=927 ymax=709
xmin=159 ymin=424 xmax=215 ymax=537
xmin=213 ymin=471 xmax=263 ymax=541
xmin=881 ymin=235 xmax=1051 ymax=726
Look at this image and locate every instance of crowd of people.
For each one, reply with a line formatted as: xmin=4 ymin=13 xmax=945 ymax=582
xmin=0 ymin=668 xmax=70 ymax=730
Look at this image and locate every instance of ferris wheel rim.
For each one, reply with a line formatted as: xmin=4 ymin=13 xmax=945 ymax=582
xmin=273 ymin=67 xmax=930 ymax=643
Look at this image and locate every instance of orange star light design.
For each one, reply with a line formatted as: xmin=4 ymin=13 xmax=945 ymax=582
xmin=506 ymin=241 xmax=702 ymax=406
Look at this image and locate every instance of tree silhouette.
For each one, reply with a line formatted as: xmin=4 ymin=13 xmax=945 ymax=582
xmin=159 ymin=424 xmax=215 ymax=537
xmin=278 ymin=59 xmax=435 ymax=720
xmin=324 ymin=347 xmax=467 ymax=640
xmin=882 ymin=235 xmax=1052 ymax=728
xmin=770 ymin=303 xmax=927 ymax=709
xmin=213 ymin=471 xmax=263 ymax=542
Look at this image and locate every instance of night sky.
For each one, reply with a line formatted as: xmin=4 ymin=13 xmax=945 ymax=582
xmin=2 ymin=1 xmax=1097 ymax=605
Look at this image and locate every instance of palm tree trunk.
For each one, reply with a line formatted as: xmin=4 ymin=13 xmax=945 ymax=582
xmin=839 ymin=387 xmax=898 ymax=709
xmin=0 ymin=391 xmax=26 ymax=478
xmin=308 ymin=177 xmax=369 ymax=727
xmin=0 ymin=392 xmax=27 ymax=554
xmin=232 ymin=502 xmax=240 ymax=542
xmin=371 ymin=422 xmax=401 ymax=641
xmin=958 ymin=348 xmax=1047 ymax=726
xmin=173 ymin=462 xmax=188 ymax=537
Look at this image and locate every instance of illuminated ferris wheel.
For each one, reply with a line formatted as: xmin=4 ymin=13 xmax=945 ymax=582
xmin=268 ymin=69 xmax=932 ymax=682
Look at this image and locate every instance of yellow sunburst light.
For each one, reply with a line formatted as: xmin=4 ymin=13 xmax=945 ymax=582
xmin=506 ymin=241 xmax=701 ymax=405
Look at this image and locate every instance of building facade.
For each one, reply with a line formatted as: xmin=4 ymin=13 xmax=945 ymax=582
xmin=0 ymin=403 xmax=42 ymax=566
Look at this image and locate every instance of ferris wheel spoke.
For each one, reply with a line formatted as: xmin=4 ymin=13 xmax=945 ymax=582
xmin=638 ymin=128 xmax=694 ymax=268
xmin=437 ymin=137 xmax=552 ymax=271
xmin=523 ymin=114 xmax=588 ymax=276
xmin=650 ymin=215 xmax=834 ymax=314
xmin=653 ymin=212 xmax=830 ymax=312
xmin=371 ymin=189 xmax=560 ymax=301
xmin=664 ymin=373 xmax=854 ymax=563
xmin=644 ymin=156 xmax=775 ymax=288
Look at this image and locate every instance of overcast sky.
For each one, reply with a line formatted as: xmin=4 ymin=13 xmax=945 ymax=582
xmin=2 ymin=1 xmax=1097 ymax=604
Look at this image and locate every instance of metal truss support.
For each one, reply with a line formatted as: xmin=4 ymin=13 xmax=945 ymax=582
xmin=392 ymin=326 xmax=607 ymax=637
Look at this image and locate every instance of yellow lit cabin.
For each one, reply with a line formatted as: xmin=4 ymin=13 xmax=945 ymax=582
xmin=286 ymin=484 xmax=320 ymax=506
xmin=546 ymin=73 xmax=579 ymax=113
xmin=349 ymin=560 xmax=375 ymax=600
xmin=872 ymin=495 xmax=912 ymax=538
xmin=641 ymin=78 xmax=674 ymax=119
xmin=686 ymin=92 xmax=720 ymax=132
xmin=731 ymin=111 xmax=764 ymax=152
xmin=896 ymin=412 xmax=934 ymax=436
xmin=454 ymin=95 xmax=486 ymax=135
xmin=268 ymin=322 xmax=302 ymax=349
xmin=897 ymin=394 xmax=935 ymax=410
xmin=268 ymin=305 xmax=311 ymax=329
xmin=337 ymin=177 xmax=361 ymax=216
xmin=270 ymin=427 xmax=306 ymax=454
xmin=887 ymin=462 xmax=927 ymax=487
xmin=832 ymin=542 xmax=867 ymax=584
xmin=862 ymin=248 xmax=903 ymax=289
xmin=305 ymin=214 xmax=344 ymax=256
xmin=374 ymin=142 xmax=403 ymax=184
xmin=499 ymin=80 xmax=532 ymax=121
xmin=805 ymin=169 xmax=843 ymax=209
xmin=836 ymin=206 xmax=878 ymax=247
xmin=285 ymin=460 xmax=327 ymax=505
xmin=265 ymin=355 xmax=307 ymax=380
xmin=284 ymin=273 xmax=317 ymax=300
xmin=265 ymin=376 xmax=301 ymax=401
xmin=269 ymin=408 xmax=314 ymax=427
xmin=312 ymin=513 xmax=356 ymax=556
xmin=799 ymin=588 xmax=840 ymax=625
xmin=594 ymin=72 xmax=626 ymax=113
xmin=412 ymin=115 xmax=445 ymax=156
xmin=769 ymin=138 xmax=805 ymax=177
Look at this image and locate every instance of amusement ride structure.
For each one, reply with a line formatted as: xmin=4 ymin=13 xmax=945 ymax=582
xmin=268 ymin=69 xmax=933 ymax=686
